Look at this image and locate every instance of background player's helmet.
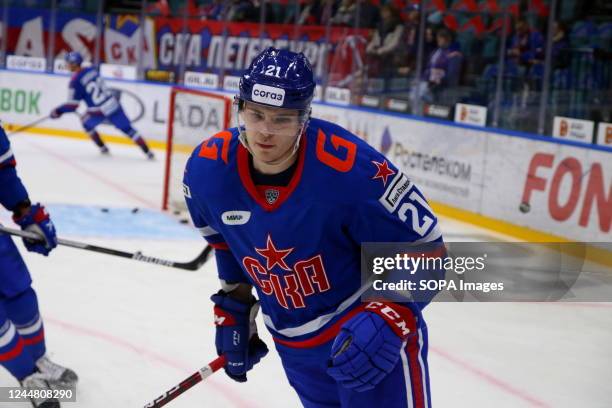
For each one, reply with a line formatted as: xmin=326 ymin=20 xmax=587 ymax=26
xmin=65 ymin=51 xmax=83 ymax=66
xmin=239 ymin=47 xmax=315 ymax=112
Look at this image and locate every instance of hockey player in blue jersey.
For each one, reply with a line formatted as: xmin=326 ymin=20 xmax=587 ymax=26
xmin=183 ymin=48 xmax=443 ymax=408
xmin=0 ymin=124 xmax=78 ymax=407
xmin=50 ymin=51 xmax=155 ymax=159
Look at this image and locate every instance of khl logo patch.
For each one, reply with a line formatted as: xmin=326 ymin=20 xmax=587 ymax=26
xmin=265 ymin=189 xmax=280 ymax=204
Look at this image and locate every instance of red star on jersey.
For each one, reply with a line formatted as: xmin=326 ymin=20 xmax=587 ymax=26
xmin=255 ymin=234 xmax=294 ymax=271
xmin=372 ymin=160 xmax=396 ymax=186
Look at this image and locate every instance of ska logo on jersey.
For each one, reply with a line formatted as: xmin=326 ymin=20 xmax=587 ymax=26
xmin=371 ymin=160 xmax=396 ymax=186
xmin=242 ymin=234 xmax=331 ymax=309
xmin=264 ymin=189 xmax=280 ymax=204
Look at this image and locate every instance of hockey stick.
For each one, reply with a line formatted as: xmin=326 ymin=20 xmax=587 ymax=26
xmin=6 ymin=115 xmax=50 ymax=136
xmin=0 ymin=225 xmax=212 ymax=271
xmin=144 ymin=355 xmax=227 ymax=407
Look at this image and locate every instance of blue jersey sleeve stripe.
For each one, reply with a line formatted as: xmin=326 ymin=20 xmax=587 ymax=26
xmin=0 ymin=147 xmax=14 ymax=164
xmin=263 ymin=281 xmax=372 ymax=338
xmin=57 ymin=103 xmax=79 ymax=114
xmin=197 ymin=225 xmax=219 ymax=237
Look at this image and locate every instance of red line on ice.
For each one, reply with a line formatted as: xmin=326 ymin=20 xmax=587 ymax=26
xmin=430 ymin=345 xmax=551 ymax=407
xmin=45 ymin=316 xmax=260 ymax=408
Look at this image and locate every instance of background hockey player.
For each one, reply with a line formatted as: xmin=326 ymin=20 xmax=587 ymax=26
xmin=0 ymin=124 xmax=78 ymax=407
xmin=183 ymin=47 xmax=443 ymax=408
xmin=50 ymin=51 xmax=155 ymax=159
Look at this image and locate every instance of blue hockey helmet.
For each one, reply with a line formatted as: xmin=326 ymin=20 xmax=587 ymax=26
xmin=239 ymin=47 xmax=315 ymax=111
xmin=65 ymin=51 xmax=83 ymax=66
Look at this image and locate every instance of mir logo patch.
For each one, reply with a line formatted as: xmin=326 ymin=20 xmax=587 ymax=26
xmin=222 ymin=211 xmax=251 ymax=225
xmin=252 ymin=84 xmax=285 ymax=107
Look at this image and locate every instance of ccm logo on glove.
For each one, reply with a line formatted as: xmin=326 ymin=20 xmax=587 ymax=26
xmin=364 ymin=301 xmax=415 ymax=338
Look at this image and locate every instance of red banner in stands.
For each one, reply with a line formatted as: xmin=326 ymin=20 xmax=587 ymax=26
xmin=154 ymin=18 xmax=369 ymax=83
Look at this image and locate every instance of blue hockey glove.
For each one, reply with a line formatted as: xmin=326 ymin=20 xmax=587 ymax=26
xmin=50 ymin=108 xmax=62 ymax=119
xmin=211 ymin=291 xmax=268 ymax=382
xmin=327 ymin=302 xmax=417 ymax=392
xmin=13 ymin=203 xmax=57 ymax=256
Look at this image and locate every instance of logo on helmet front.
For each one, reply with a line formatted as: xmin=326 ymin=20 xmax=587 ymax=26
xmin=252 ymin=84 xmax=285 ymax=107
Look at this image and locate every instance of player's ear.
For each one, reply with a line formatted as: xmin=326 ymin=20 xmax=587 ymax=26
xmin=299 ymin=107 xmax=312 ymax=124
xmin=233 ymin=96 xmax=245 ymax=112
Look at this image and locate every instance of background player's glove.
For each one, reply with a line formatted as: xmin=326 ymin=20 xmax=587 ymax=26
xmin=49 ymin=108 xmax=62 ymax=119
xmin=211 ymin=291 xmax=268 ymax=382
xmin=327 ymin=302 xmax=417 ymax=392
xmin=13 ymin=203 xmax=57 ymax=256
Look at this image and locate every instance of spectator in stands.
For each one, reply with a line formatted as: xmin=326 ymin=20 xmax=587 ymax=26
xmin=411 ymin=27 xmax=463 ymax=103
xmin=199 ymin=0 xmax=225 ymax=20
xmin=330 ymin=0 xmax=352 ymax=26
xmin=550 ymin=21 xmax=571 ymax=69
xmin=284 ymin=0 xmax=325 ymax=25
xmin=145 ymin=0 xmax=170 ymax=16
xmin=227 ymin=0 xmax=257 ymax=22
xmin=423 ymin=25 xmax=438 ymax=60
xmin=404 ymin=4 xmax=420 ymax=58
xmin=366 ymin=4 xmax=404 ymax=77
xmin=331 ymin=0 xmax=379 ymax=29
xmin=426 ymin=28 xmax=463 ymax=86
xmin=395 ymin=4 xmax=420 ymax=77
xmin=319 ymin=0 xmax=337 ymax=25
xmin=252 ymin=0 xmax=278 ymax=23
xmin=543 ymin=21 xmax=578 ymax=93
xmin=529 ymin=21 xmax=570 ymax=80
xmin=480 ymin=18 xmax=544 ymax=97
xmin=507 ymin=18 xmax=544 ymax=73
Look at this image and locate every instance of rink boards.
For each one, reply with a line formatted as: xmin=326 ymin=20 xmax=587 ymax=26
xmin=0 ymin=68 xmax=609 ymax=244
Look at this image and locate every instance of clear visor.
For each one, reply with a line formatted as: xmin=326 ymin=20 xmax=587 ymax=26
xmin=236 ymin=101 xmax=309 ymax=139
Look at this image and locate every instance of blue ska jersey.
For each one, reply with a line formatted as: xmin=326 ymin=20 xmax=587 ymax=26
xmin=184 ymin=118 xmax=442 ymax=343
xmin=0 ymin=125 xmax=28 ymax=211
xmin=0 ymin=124 xmax=34 ymax=297
xmin=58 ymin=67 xmax=119 ymax=115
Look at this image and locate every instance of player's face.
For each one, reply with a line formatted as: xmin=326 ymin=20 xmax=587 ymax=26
xmin=67 ymin=63 xmax=80 ymax=72
xmin=241 ymin=102 xmax=302 ymax=164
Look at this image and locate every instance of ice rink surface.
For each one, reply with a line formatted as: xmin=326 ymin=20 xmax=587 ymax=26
xmin=1 ymin=133 xmax=611 ymax=408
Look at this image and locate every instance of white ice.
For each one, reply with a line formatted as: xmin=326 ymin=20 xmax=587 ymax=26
xmin=1 ymin=134 xmax=610 ymax=408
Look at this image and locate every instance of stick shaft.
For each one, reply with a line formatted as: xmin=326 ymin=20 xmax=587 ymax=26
xmin=144 ymin=355 xmax=226 ymax=408
xmin=0 ymin=225 xmax=211 ymax=270
xmin=7 ymin=116 xmax=49 ymax=136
